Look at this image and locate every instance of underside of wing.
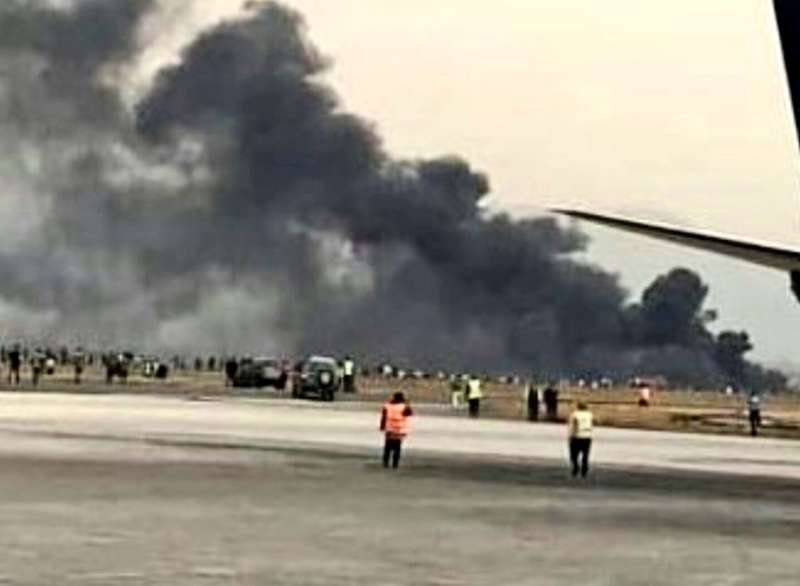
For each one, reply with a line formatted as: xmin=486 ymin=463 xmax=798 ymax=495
xmin=547 ymin=4 xmax=800 ymax=297
xmin=774 ymin=0 xmax=800 ymax=149
xmin=553 ymin=209 xmax=800 ymax=272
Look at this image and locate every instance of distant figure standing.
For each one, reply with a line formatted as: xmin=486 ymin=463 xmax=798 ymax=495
xmin=44 ymin=355 xmax=56 ymax=376
xmin=117 ymin=354 xmax=129 ymax=384
xmin=104 ymin=354 xmax=115 ymax=384
xmin=450 ymin=377 xmax=465 ymax=408
xmin=342 ymin=356 xmax=356 ymax=393
xmin=526 ymin=383 xmax=541 ymax=422
xmin=748 ymin=392 xmax=762 ymax=437
xmin=72 ymin=351 xmax=85 ymax=385
xmin=638 ymin=385 xmax=652 ymax=407
xmin=30 ymin=350 xmax=45 ymax=387
xmin=466 ymin=375 xmax=483 ymax=418
xmin=568 ymin=401 xmax=593 ymax=478
xmin=543 ymin=384 xmax=559 ymax=421
xmin=224 ymin=358 xmax=238 ymax=387
xmin=8 ymin=345 xmax=21 ymax=385
xmin=379 ymin=392 xmax=414 ymax=468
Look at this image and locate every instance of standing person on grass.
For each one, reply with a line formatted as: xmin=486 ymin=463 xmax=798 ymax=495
xmin=7 ymin=345 xmax=21 ymax=385
xmin=747 ymin=391 xmax=762 ymax=437
xmin=466 ymin=375 xmax=483 ymax=418
xmin=526 ymin=381 xmax=541 ymax=422
xmin=379 ymin=392 xmax=414 ymax=469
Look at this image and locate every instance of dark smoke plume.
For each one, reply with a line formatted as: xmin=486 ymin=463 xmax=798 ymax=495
xmin=0 ymin=0 xmax=784 ymax=389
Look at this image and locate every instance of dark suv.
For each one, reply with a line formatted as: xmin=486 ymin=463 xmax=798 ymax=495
xmin=291 ymin=356 xmax=341 ymax=401
xmin=233 ymin=357 xmax=288 ymax=390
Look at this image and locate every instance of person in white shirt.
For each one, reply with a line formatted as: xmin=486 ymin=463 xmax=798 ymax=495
xmin=567 ymin=401 xmax=593 ymax=478
xmin=747 ymin=392 xmax=762 ymax=437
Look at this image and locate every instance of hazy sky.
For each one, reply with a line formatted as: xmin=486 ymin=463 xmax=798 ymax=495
xmin=135 ymin=0 xmax=800 ymax=364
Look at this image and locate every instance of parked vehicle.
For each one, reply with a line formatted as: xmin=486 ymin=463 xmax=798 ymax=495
xmin=233 ymin=357 xmax=288 ymax=390
xmin=291 ymin=356 xmax=340 ymax=401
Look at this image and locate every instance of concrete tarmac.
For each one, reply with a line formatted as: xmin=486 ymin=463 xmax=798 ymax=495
xmin=0 ymin=392 xmax=797 ymax=584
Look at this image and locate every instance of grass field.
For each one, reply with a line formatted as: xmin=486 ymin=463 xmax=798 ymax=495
xmin=346 ymin=377 xmax=800 ymax=439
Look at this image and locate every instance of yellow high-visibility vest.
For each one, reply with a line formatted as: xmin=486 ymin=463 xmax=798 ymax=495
xmin=467 ymin=379 xmax=482 ymax=400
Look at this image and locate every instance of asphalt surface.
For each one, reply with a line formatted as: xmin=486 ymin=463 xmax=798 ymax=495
xmin=0 ymin=392 xmax=797 ymax=585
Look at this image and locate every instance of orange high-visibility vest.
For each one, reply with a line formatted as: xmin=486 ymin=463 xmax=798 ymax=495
xmin=384 ymin=403 xmax=410 ymax=437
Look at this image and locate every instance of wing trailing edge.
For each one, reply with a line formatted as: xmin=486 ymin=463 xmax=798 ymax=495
xmin=553 ymin=209 xmax=800 ymax=272
xmin=549 ymin=3 xmax=800 ymax=275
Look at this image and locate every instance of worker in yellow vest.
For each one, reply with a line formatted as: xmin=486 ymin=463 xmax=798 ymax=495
xmin=466 ymin=375 xmax=483 ymax=418
xmin=342 ymin=356 xmax=356 ymax=393
xmin=379 ymin=392 xmax=414 ymax=468
xmin=567 ymin=401 xmax=593 ymax=478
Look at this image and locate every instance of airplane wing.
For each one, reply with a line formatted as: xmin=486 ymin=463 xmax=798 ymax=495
xmin=553 ymin=209 xmax=800 ymax=272
xmin=774 ymin=0 xmax=800 ymax=149
xmin=552 ymin=1 xmax=800 ymax=277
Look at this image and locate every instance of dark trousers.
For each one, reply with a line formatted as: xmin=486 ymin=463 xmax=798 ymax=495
xmin=569 ymin=437 xmax=592 ymax=477
xmin=468 ymin=398 xmax=480 ymax=418
xmin=383 ymin=436 xmax=403 ymax=468
xmin=749 ymin=410 xmax=761 ymax=436
xmin=343 ymin=375 xmax=355 ymax=393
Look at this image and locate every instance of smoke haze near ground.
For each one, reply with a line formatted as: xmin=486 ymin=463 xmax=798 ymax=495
xmin=0 ymin=0 xmax=784 ymax=387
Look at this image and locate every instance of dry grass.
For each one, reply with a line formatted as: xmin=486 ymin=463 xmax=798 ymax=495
xmin=356 ymin=377 xmax=800 ymax=439
xmin=6 ymin=365 xmax=800 ymax=438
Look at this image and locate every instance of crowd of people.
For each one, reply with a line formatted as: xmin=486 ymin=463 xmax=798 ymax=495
xmin=0 ymin=344 xmax=89 ymax=387
xmin=0 ymin=345 xmax=173 ymax=387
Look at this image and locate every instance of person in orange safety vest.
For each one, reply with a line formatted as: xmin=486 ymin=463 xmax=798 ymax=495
xmin=379 ymin=392 xmax=414 ymax=468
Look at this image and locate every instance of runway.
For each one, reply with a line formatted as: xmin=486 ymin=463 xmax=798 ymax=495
xmin=0 ymin=392 xmax=798 ymax=478
xmin=0 ymin=392 xmax=797 ymax=585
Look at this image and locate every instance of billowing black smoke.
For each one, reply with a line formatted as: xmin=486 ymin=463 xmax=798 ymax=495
xmin=0 ymin=0 xmax=783 ymax=389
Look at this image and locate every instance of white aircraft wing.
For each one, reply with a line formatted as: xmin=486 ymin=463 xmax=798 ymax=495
xmin=552 ymin=208 xmax=800 ymax=272
xmin=553 ymin=1 xmax=800 ymax=285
